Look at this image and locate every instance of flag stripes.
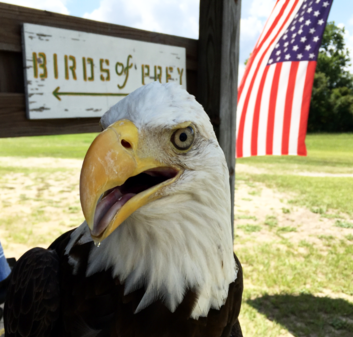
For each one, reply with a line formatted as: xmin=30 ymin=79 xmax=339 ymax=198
xmin=236 ymin=0 xmax=333 ymax=158
xmin=237 ymin=0 xmax=300 ymax=158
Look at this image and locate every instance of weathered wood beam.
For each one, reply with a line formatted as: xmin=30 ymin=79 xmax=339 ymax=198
xmin=198 ymin=0 xmax=242 ymax=236
xmin=0 ymin=2 xmax=198 ymax=137
xmin=0 ymin=93 xmax=101 ymax=137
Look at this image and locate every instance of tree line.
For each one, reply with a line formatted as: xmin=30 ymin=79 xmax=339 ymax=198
xmin=308 ymin=22 xmax=353 ymax=132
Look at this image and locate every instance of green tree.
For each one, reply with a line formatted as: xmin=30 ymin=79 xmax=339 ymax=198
xmin=308 ymin=22 xmax=353 ymax=132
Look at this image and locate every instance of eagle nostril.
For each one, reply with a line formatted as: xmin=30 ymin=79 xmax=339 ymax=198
xmin=121 ymin=139 xmax=132 ymax=149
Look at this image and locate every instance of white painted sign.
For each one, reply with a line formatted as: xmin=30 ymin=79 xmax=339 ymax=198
xmin=22 ymin=24 xmax=186 ymax=119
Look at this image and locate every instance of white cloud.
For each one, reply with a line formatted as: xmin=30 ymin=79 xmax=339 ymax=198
xmin=342 ymin=25 xmax=353 ymax=73
xmin=328 ymin=22 xmax=353 ymax=73
xmin=249 ymin=0 xmax=276 ymax=19
xmin=1 ymin=0 xmax=69 ymax=14
xmin=239 ymin=0 xmax=275 ymax=68
xmin=83 ymin=0 xmax=199 ymax=39
xmin=238 ymin=63 xmax=246 ymax=85
xmin=241 ymin=16 xmax=264 ymax=40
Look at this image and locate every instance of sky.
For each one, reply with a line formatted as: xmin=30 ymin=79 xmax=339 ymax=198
xmin=3 ymin=0 xmax=352 ymax=81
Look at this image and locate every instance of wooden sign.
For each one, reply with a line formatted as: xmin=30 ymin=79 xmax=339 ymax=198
xmin=22 ymin=24 xmax=186 ymax=119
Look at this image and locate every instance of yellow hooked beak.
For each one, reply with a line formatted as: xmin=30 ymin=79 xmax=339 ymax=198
xmin=80 ymin=120 xmax=181 ymax=242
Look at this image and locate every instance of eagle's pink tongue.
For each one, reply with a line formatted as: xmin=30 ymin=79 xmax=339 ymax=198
xmin=92 ymin=191 xmax=135 ymax=237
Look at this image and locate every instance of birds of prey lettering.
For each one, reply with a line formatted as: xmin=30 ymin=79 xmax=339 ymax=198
xmin=4 ymin=83 xmax=243 ymax=337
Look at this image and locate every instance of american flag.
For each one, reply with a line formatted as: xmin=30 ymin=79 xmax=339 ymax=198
xmin=236 ymin=0 xmax=333 ymax=158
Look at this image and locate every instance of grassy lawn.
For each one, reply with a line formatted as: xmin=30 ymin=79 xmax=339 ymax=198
xmin=0 ymin=133 xmax=97 ymax=159
xmin=237 ymin=235 xmax=353 ymax=337
xmin=235 ymin=133 xmax=353 ymax=336
xmin=0 ymin=132 xmax=352 ymax=336
xmin=248 ymin=174 xmax=353 ymax=215
xmin=239 ymin=133 xmax=353 ymax=174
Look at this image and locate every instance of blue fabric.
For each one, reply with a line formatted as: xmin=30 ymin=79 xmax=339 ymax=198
xmin=0 ymin=242 xmax=11 ymax=282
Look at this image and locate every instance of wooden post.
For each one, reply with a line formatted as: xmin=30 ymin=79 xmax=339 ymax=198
xmin=198 ymin=0 xmax=242 ymax=238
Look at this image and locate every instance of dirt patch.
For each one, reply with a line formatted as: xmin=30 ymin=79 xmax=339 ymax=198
xmin=233 ymin=178 xmax=352 ymax=248
xmin=0 ymin=158 xmax=83 ymax=259
xmin=237 ymin=163 xmax=353 ymax=177
xmin=0 ymin=157 xmax=352 ymax=260
xmin=0 ymin=156 xmax=82 ymax=169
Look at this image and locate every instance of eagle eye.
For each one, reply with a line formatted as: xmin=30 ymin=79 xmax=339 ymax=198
xmin=171 ymin=126 xmax=195 ymax=151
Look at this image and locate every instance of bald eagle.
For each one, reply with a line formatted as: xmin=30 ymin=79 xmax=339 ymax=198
xmin=4 ymin=83 xmax=243 ymax=337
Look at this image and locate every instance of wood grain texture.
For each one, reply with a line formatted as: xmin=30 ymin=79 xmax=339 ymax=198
xmin=197 ymin=0 xmax=223 ymax=139
xmin=0 ymin=51 xmax=24 ymax=93
xmin=219 ymin=0 xmax=242 ymax=236
xmin=0 ymin=2 xmax=198 ymax=137
xmin=0 ymin=3 xmax=197 ymax=70
xmin=198 ymin=0 xmax=241 ymax=234
xmin=0 ymin=93 xmax=101 ymax=137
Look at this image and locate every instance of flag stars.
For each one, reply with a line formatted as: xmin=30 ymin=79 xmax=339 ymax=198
xmin=277 ymin=56 xmax=281 ymax=61
xmin=291 ymin=39 xmax=296 ymax=44
xmin=284 ymin=42 xmax=289 ymax=47
xmin=285 ymin=54 xmax=291 ymax=60
xmin=305 ymin=45 xmax=312 ymax=51
xmin=309 ymin=53 xmax=315 ymax=59
xmin=300 ymin=37 xmax=307 ymax=43
xmin=318 ymin=19 xmax=324 ymax=25
xmin=283 ymin=34 xmax=288 ymax=40
xmin=291 ymin=26 xmax=296 ymax=31
xmin=276 ymin=50 xmax=281 ymax=55
xmin=275 ymin=43 xmax=280 ymax=49
xmin=323 ymin=1 xmax=329 ymax=7
xmin=297 ymin=54 xmax=303 ymax=60
xmin=313 ymin=36 xmax=320 ymax=42
xmin=269 ymin=59 xmax=273 ymax=64
xmin=305 ymin=19 xmax=312 ymax=26
xmin=293 ymin=45 xmax=299 ymax=51
xmin=310 ymin=28 xmax=316 ymax=34
xmin=299 ymin=17 xmax=304 ymax=22
xmin=293 ymin=33 xmax=297 ymax=38
xmin=307 ymin=7 xmax=313 ymax=13
xmin=314 ymin=10 xmax=320 ymax=17
xmin=298 ymin=29 xmax=303 ymax=35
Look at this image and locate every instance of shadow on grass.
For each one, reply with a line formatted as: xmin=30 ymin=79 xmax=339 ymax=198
xmin=247 ymin=293 xmax=353 ymax=337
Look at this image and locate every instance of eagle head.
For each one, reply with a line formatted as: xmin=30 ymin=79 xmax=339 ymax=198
xmin=77 ymin=82 xmax=237 ymax=319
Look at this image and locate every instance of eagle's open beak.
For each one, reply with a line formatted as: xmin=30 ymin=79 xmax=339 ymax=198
xmin=80 ymin=120 xmax=181 ymax=243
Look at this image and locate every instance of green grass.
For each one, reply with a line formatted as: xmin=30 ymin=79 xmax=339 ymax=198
xmin=321 ymin=213 xmax=344 ymax=219
xmin=276 ymin=226 xmax=297 ymax=233
xmin=235 ymin=215 xmax=258 ymax=221
xmin=335 ymin=220 xmax=353 ymax=229
xmin=244 ymin=294 xmax=353 ymax=337
xmin=238 ymin=133 xmax=353 ymax=172
xmin=311 ymin=206 xmax=327 ymax=214
xmin=238 ymin=238 xmax=353 ymax=337
xmin=0 ymin=133 xmax=98 ymax=159
xmin=248 ymin=174 xmax=353 ymax=215
xmin=238 ymin=224 xmax=262 ymax=233
xmin=238 ymin=239 xmax=353 ymax=297
xmin=235 ymin=134 xmax=353 ymax=335
xmin=2 ymin=131 xmax=353 ymax=336
xmin=264 ymin=215 xmax=278 ymax=228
